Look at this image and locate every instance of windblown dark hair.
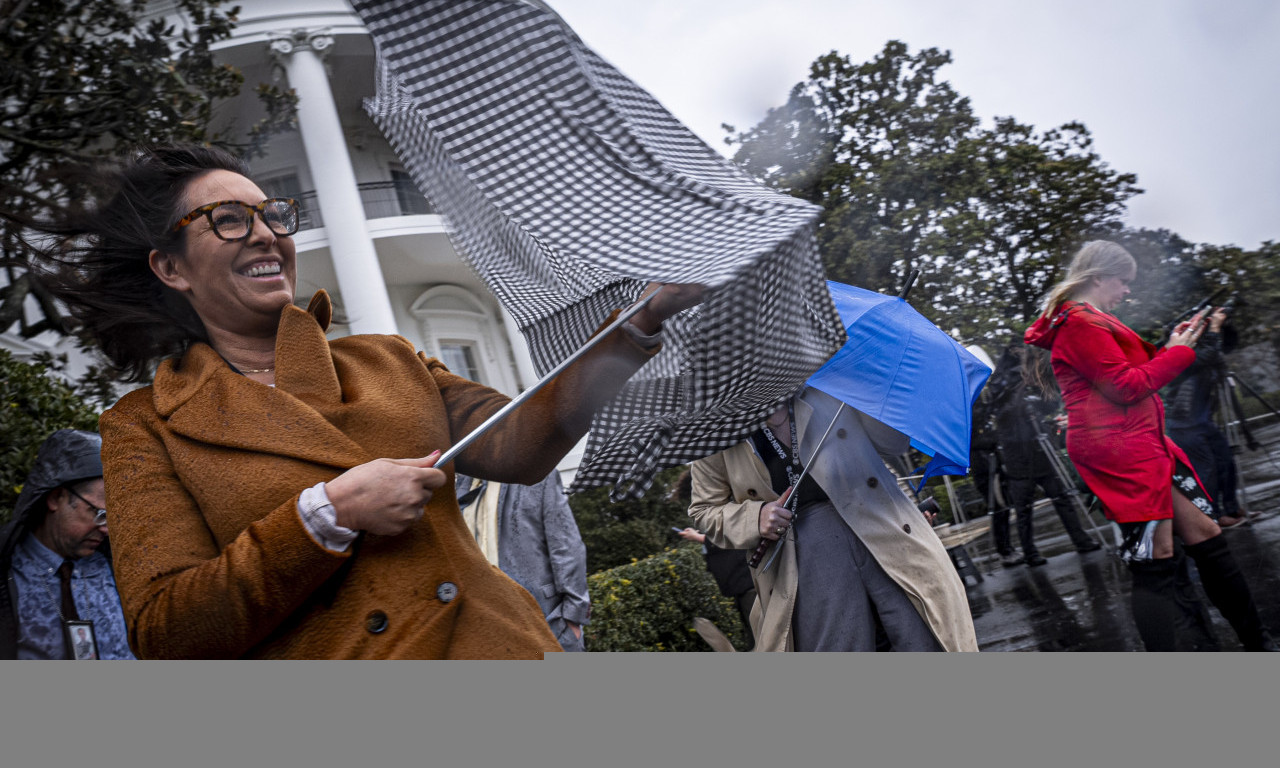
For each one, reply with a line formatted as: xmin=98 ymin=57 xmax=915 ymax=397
xmin=1022 ymin=340 xmax=1060 ymax=399
xmin=29 ymin=145 xmax=248 ymax=381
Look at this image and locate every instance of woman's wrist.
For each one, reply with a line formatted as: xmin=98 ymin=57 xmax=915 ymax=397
xmin=628 ymin=307 xmax=661 ymax=336
xmin=621 ymin=317 xmax=662 ymax=349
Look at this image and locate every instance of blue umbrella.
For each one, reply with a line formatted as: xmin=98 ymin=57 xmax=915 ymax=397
xmin=806 ymin=281 xmax=992 ymax=488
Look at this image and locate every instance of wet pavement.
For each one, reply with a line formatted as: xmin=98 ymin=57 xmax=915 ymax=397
xmin=960 ymin=419 xmax=1280 ymax=652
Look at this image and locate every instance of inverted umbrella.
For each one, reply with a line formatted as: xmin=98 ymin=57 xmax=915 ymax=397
xmin=806 ymin=280 xmax=992 ymax=487
xmin=355 ymin=0 xmax=846 ymax=498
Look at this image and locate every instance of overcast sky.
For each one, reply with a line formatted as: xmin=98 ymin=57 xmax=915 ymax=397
xmin=548 ymin=0 xmax=1279 ymax=250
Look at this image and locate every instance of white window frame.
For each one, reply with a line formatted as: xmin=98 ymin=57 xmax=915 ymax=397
xmin=409 ymin=286 xmax=519 ymax=396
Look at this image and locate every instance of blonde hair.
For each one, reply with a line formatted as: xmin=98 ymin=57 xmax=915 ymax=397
xmin=1038 ymin=240 xmax=1136 ymax=319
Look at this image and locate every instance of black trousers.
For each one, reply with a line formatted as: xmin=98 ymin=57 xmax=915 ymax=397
xmin=991 ymin=507 xmax=1015 ymax=556
xmin=1168 ymin=421 xmax=1239 ymax=518
xmin=1006 ymin=472 xmax=1093 ymax=556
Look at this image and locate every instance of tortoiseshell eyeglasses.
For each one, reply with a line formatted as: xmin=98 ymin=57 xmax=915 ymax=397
xmin=171 ymin=198 xmax=299 ymax=241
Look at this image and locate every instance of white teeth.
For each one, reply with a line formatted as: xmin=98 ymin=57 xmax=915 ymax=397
xmin=243 ymin=263 xmax=282 ymax=278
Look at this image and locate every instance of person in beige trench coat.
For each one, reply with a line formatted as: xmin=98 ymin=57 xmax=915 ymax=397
xmin=688 ymin=387 xmax=978 ymax=652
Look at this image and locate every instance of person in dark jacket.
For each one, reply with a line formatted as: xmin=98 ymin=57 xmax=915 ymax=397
xmin=986 ymin=342 xmax=1101 ymax=567
xmin=1163 ymin=308 xmax=1252 ymax=528
xmin=676 ymin=527 xmax=757 ymax=651
xmin=970 ymin=378 xmax=1021 ymax=566
xmin=2 ymin=429 xmax=135 ymax=659
xmin=671 ymin=469 xmax=757 ymax=650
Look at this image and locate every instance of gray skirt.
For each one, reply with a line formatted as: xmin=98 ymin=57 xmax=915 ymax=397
xmin=791 ymin=499 xmax=941 ymax=652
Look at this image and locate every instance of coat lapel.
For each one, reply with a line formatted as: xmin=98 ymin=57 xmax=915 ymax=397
xmin=153 ymin=292 xmax=372 ymax=471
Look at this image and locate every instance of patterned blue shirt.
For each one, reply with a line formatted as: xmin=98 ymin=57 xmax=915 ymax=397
xmin=11 ymin=534 xmax=135 ymax=660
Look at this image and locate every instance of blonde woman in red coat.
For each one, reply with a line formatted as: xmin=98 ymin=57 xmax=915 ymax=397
xmin=1025 ymin=241 xmax=1274 ymax=651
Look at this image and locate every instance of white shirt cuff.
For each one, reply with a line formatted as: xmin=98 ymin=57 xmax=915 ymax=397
xmin=621 ymin=320 xmax=662 ymax=349
xmin=298 ymin=482 xmax=359 ymax=553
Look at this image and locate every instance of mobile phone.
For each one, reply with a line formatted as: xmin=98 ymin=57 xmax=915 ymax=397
xmin=672 ymin=527 xmax=685 ymax=533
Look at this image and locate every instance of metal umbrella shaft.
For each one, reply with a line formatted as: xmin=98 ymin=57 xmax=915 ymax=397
xmin=751 ymin=401 xmax=846 ymax=572
xmin=436 ymin=289 xmax=659 ymax=468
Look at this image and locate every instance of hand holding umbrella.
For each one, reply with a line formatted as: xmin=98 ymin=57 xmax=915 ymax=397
xmin=757 ymin=486 xmax=795 ymax=542
xmin=358 ymin=0 xmax=845 ymax=499
xmin=628 ymin=282 xmax=707 ymax=334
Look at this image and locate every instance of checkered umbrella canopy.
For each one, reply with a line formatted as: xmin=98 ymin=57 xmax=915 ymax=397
xmin=355 ymin=0 xmax=846 ymax=498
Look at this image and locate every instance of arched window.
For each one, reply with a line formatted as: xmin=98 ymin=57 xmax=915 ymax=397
xmin=409 ymin=286 xmax=520 ymax=396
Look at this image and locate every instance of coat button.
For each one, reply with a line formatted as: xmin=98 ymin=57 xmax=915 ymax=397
xmin=867 ymin=477 xmax=878 ymax=488
xmin=903 ymin=523 xmax=912 ymax=534
xmin=836 ymin=428 xmax=847 ymax=439
xmin=747 ymin=489 xmax=758 ymax=497
xmin=365 ymin=610 xmax=388 ymax=634
xmin=437 ymin=582 xmax=458 ymax=603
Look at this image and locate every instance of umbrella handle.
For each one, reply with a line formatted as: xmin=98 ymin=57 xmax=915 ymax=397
xmin=748 ymin=529 xmax=775 ymax=569
xmin=748 ymin=486 xmax=794 ymax=568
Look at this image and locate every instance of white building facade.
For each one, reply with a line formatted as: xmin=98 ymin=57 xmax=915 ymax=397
xmin=4 ymin=0 xmax=586 ymax=482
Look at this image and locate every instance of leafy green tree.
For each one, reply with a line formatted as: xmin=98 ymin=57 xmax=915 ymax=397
xmin=726 ymin=43 xmax=980 ymax=314
xmin=949 ymin=119 xmax=1141 ymax=341
xmin=726 ymin=42 xmax=1141 ymax=344
xmin=585 ymin=544 xmax=746 ymax=652
xmin=0 ymin=0 xmax=297 ymax=340
xmin=1 ymin=349 xmax=101 ymax=524
xmin=1197 ymin=240 xmax=1280 ymax=344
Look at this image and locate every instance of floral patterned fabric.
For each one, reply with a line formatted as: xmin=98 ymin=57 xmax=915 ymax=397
xmin=11 ymin=534 xmax=135 ymax=660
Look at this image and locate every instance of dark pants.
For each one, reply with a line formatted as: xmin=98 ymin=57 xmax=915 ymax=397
xmin=1168 ymin=422 xmax=1239 ymax=518
xmin=1007 ymin=472 xmax=1093 ymax=556
xmin=974 ymin=449 xmax=1017 ymax=556
xmin=791 ymin=500 xmax=941 ymax=652
xmin=991 ymin=508 xmax=1014 ymax=556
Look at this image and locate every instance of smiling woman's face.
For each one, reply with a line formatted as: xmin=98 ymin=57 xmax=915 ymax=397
xmin=150 ymin=169 xmax=298 ymax=341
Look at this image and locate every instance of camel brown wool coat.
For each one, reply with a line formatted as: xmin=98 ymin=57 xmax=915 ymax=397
xmin=100 ymin=292 xmax=657 ymax=659
xmin=688 ymin=389 xmax=978 ymax=652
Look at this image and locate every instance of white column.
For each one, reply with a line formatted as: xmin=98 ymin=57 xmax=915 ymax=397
xmin=270 ymin=30 xmax=397 ymax=336
xmin=499 ymin=303 xmax=540 ymax=391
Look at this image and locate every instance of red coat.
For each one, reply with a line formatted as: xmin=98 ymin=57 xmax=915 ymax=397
xmin=1024 ymin=301 xmax=1198 ymax=523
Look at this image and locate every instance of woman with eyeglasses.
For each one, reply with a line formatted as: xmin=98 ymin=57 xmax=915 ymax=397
xmin=33 ymin=145 xmax=701 ymax=659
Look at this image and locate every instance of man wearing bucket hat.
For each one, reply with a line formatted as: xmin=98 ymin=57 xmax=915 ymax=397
xmin=1 ymin=429 xmax=135 ymax=659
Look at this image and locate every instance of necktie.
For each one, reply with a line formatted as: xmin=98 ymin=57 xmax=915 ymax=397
xmin=57 ymin=560 xmax=80 ymax=622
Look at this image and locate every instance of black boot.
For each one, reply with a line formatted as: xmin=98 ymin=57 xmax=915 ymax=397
xmin=1184 ymin=535 xmax=1277 ymax=651
xmin=1171 ymin=548 xmax=1220 ymax=652
xmin=1128 ymin=558 xmax=1179 ymax=652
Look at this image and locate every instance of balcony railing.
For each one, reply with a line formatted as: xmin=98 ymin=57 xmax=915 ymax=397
xmin=296 ymin=179 xmax=435 ymax=231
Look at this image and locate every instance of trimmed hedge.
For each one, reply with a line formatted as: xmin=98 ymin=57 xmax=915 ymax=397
xmin=568 ymin=465 xmax=692 ymax=573
xmin=1 ymin=349 xmax=101 ymax=524
xmin=585 ymin=543 xmax=748 ymax=652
